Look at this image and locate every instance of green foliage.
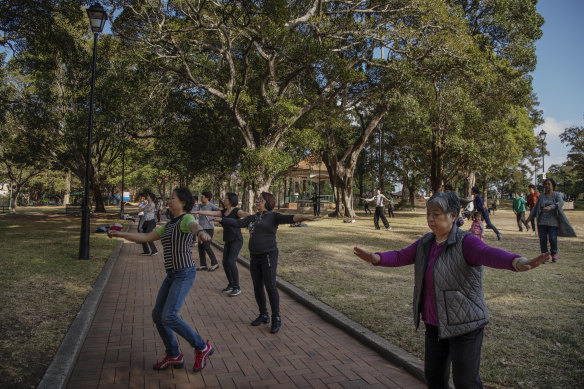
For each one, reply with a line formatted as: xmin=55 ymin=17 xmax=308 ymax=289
xmin=240 ymin=146 xmax=292 ymax=186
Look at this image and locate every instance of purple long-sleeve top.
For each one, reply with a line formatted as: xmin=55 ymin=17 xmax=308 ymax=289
xmin=374 ymin=235 xmax=519 ymax=326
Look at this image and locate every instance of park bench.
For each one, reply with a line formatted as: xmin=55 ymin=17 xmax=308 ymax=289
xmin=0 ymin=205 xmax=9 ymax=213
xmin=65 ymin=204 xmax=83 ymax=215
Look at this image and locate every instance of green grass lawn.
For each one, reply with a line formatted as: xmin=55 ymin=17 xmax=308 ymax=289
xmin=230 ymin=207 xmax=584 ymax=388
xmin=0 ymin=208 xmax=127 ymax=388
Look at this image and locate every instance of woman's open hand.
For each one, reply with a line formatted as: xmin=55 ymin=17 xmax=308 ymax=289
xmin=353 ymin=247 xmax=380 ymax=264
xmin=515 ymin=252 xmax=550 ymax=271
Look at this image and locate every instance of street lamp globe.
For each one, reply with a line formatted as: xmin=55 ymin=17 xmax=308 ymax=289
xmin=539 ymin=129 xmax=547 ymax=140
xmin=86 ymin=3 xmax=107 ymax=33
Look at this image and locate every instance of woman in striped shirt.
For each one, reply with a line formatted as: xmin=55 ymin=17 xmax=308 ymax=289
xmin=108 ymin=187 xmax=215 ymax=373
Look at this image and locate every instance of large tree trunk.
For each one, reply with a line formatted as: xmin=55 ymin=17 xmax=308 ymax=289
xmin=63 ymin=169 xmax=71 ymax=205
xmin=465 ymin=170 xmax=476 ymax=198
xmin=400 ymin=172 xmax=409 ymax=207
xmin=241 ymin=178 xmax=272 ymax=214
xmin=90 ymin=171 xmax=107 ymax=213
xmin=408 ymin=182 xmax=416 ymax=209
xmin=9 ymin=184 xmax=19 ymax=212
xmin=430 ymin=127 xmax=444 ymax=192
xmin=323 ymin=157 xmax=356 ymax=218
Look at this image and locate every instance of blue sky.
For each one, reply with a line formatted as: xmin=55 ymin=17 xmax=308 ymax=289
xmin=531 ymin=0 xmax=584 ymax=172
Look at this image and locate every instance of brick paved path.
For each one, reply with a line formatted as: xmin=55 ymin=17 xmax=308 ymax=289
xmin=67 ymin=237 xmax=425 ymax=389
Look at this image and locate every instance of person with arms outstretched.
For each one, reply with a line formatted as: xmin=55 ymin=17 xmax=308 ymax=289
xmin=215 ymin=192 xmax=319 ymax=334
xmin=108 ymin=187 xmax=215 ymax=373
xmin=354 ymin=191 xmax=547 ymax=388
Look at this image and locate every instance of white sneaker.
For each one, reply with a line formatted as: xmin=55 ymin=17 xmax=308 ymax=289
xmin=530 ymin=231 xmax=537 ymax=236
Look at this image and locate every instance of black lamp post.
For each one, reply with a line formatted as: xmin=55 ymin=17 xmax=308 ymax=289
xmin=79 ymin=3 xmax=107 ymax=260
xmin=539 ymin=129 xmax=547 ymax=181
xmin=119 ymin=144 xmax=125 ymax=219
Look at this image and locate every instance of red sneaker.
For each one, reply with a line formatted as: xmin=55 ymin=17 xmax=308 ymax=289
xmin=153 ymin=353 xmax=184 ymax=370
xmin=193 ymin=341 xmax=214 ymax=372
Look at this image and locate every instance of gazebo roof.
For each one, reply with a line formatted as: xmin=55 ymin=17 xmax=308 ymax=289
xmin=283 ymin=154 xmax=326 ymax=180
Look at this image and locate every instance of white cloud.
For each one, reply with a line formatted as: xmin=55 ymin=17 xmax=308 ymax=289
xmin=535 ymin=117 xmax=575 ymax=136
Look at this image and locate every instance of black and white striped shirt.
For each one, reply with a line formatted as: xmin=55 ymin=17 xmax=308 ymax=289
xmin=157 ymin=214 xmax=196 ymax=270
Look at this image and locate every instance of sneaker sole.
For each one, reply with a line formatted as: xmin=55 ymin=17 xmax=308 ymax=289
xmin=229 ymin=290 xmax=241 ymax=297
xmin=153 ymin=361 xmax=184 ymax=370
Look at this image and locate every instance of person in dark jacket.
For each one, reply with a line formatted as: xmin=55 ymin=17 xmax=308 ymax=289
xmin=353 ymin=191 xmax=547 ymax=388
xmin=215 ymin=192 xmax=319 ymax=333
xmin=194 ymin=192 xmax=250 ymax=296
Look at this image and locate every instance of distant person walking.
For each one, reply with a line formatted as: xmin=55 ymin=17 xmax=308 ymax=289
xmin=525 ymin=184 xmax=540 ymax=236
xmin=353 ymin=191 xmax=548 ymax=388
xmin=512 ymin=192 xmax=529 ymax=232
xmin=196 ymin=192 xmax=220 ymax=271
xmin=526 ymin=178 xmax=576 ymax=263
xmin=365 ymin=189 xmax=391 ymax=230
xmin=193 ymin=192 xmax=249 ymax=296
xmin=107 ymin=188 xmax=215 ymax=373
xmin=140 ymin=193 xmax=159 ymax=256
xmin=215 ymin=192 xmax=319 ymax=334
xmin=472 ymin=186 xmax=502 ymax=240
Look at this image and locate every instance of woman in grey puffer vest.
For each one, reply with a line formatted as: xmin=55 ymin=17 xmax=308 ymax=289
xmin=354 ymin=191 xmax=549 ymax=389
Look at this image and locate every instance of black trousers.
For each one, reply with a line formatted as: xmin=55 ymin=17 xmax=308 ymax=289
xmin=198 ymin=229 xmax=218 ymax=266
xmin=364 ymin=203 xmax=371 ymax=214
xmin=141 ymin=219 xmax=158 ymax=254
xmin=223 ymin=239 xmax=242 ymax=288
xmin=249 ymin=250 xmax=279 ymax=317
xmin=313 ymin=203 xmax=320 ymax=216
xmin=424 ymin=324 xmax=484 ymax=389
xmin=374 ymin=206 xmax=390 ymax=229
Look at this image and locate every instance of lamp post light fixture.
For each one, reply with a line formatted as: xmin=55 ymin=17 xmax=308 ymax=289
xmin=79 ymin=3 xmax=107 ymax=260
xmin=539 ymin=129 xmax=547 ymax=181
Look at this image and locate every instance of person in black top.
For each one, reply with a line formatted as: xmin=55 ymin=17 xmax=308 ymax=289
xmin=215 ymin=192 xmax=319 ymax=333
xmin=309 ymin=193 xmax=320 ymax=216
xmin=194 ymin=192 xmax=249 ymax=296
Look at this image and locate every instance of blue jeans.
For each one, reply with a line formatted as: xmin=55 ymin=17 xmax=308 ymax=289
xmin=152 ymin=268 xmax=205 ymax=356
xmin=481 ymin=210 xmax=500 ymax=236
xmin=537 ymin=225 xmax=558 ymax=255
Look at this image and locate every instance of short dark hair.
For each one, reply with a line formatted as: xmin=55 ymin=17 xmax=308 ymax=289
xmin=193 ymin=195 xmax=199 ymax=201
xmin=528 ymin=184 xmax=536 ymax=190
xmin=544 ymin=178 xmax=556 ymax=189
xmin=444 ymin=184 xmax=454 ymax=192
xmin=261 ymin=192 xmax=276 ymax=211
xmin=226 ymin=192 xmax=238 ymax=207
xmin=471 ymin=186 xmax=480 ymax=195
xmin=201 ymin=191 xmax=212 ymax=201
xmin=173 ymin=187 xmax=194 ymax=212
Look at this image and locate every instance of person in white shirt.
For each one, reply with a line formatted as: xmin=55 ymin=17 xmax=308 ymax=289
xmin=365 ymin=189 xmax=392 ymax=230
